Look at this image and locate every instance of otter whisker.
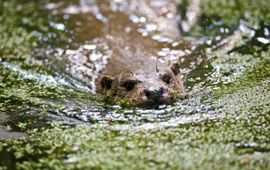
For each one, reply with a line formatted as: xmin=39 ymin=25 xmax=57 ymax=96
xmin=118 ymin=72 xmax=123 ymax=82
xmin=155 ymin=57 xmax=159 ymax=73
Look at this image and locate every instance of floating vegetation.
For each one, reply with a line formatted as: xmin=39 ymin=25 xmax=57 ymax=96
xmin=0 ymin=0 xmax=270 ymax=169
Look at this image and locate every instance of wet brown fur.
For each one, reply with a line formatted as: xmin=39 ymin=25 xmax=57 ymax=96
xmin=94 ymin=1 xmax=186 ymax=106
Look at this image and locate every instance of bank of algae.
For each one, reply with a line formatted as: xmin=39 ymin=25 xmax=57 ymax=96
xmin=0 ymin=0 xmax=270 ymax=169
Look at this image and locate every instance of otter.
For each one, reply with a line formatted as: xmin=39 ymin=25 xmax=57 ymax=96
xmin=94 ymin=1 xmax=186 ymax=107
xmin=57 ymin=0 xmax=189 ymax=107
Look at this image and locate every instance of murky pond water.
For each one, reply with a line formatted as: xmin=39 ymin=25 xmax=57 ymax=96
xmin=0 ymin=0 xmax=270 ymax=169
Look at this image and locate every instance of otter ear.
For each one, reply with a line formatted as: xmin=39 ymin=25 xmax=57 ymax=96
xmin=101 ymin=76 xmax=114 ymax=90
xmin=171 ymin=63 xmax=180 ymax=75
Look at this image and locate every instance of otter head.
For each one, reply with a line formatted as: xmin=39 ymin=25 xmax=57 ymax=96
xmin=99 ymin=63 xmax=185 ymax=107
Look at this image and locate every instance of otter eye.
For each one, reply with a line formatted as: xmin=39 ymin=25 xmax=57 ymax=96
xmin=161 ymin=74 xmax=172 ymax=84
xmin=101 ymin=76 xmax=113 ymax=90
xmin=121 ymin=80 xmax=138 ymax=91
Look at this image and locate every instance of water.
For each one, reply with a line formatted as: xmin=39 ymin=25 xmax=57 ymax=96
xmin=0 ymin=1 xmax=270 ymax=169
xmin=1 ymin=0 xmax=269 ymax=129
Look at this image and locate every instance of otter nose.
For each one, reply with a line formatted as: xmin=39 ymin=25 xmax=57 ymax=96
xmin=144 ymin=87 xmax=165 ymax=101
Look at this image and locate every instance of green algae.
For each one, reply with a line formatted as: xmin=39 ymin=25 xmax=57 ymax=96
xmin=1 ymin=51 xmax=269 ymax=169
xmin=1 ymin=0 xmax=270 ymax=169
xmin=0 ymin=0 xmax=56 ymax=59
xmin=200 ymin=0 xmax=270 ymax=26
xmin=0 ymin=102 xmax=269 ymax=170
xmin=184 ymin=0 xmax=270 ymax=38
xmin=0 ymin=0 xmax=100 ymax=130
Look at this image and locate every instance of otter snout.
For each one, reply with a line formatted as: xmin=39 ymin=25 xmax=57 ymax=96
xmin=144 ymin=87 xmax=168 ymax=101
